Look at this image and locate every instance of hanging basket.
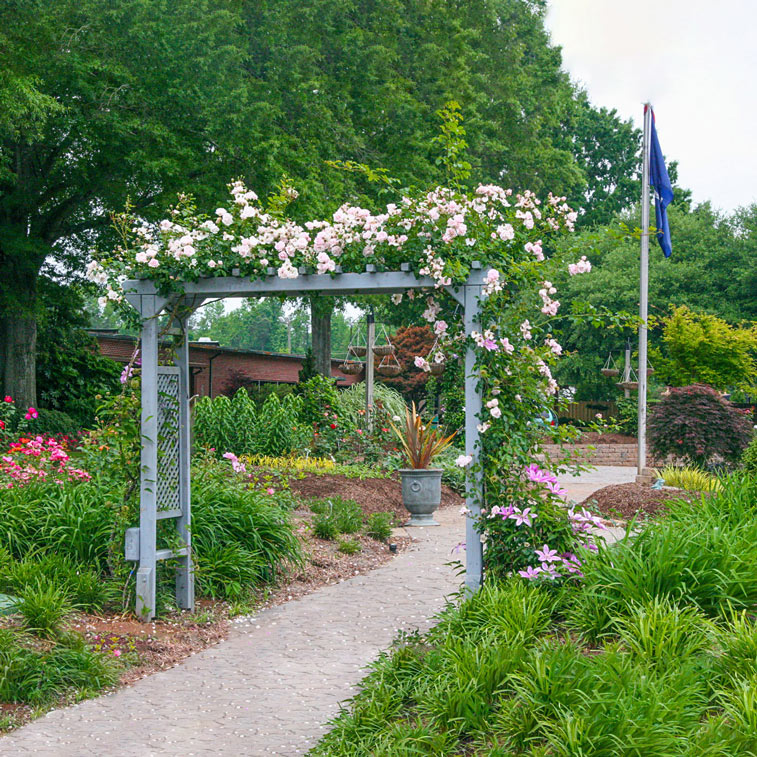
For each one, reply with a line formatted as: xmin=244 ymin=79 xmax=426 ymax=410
xmin=376 ymin=350 xmax=402 ymax=377
xmin=429 ymin=362 xmax=445 ymax=376
xmin=617 ymin=381 xmax=639 ymax=391
xmin=340 ymin=360 xmax=364 ymax=375
xmin=372 ymin=324 xmax=395 ymax=357
xmin=377 ymin=363 xmax=401 ymax=377
xmin=372 ymin=344 xmax=394 ymax=357
xmin=349 ymin=345 xmax=367 ymax=357
xmin=601 ymin=352 xmax=619 ymax=378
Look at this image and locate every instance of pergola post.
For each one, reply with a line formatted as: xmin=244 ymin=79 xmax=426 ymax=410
xmin=136 ymin=301 xmax=159 ymax=620
xmin=463 ymin=276 xmax=484 ymax=592
xmin=174 ymin=315 xmax=194 ymax=610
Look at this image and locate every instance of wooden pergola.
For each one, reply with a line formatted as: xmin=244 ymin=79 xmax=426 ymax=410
xmin=123 ymin=263 xmax=486 ymax=620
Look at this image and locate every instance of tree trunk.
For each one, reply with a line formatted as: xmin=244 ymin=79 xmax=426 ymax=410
xmin=310 ymin=297 xmax=333 ymax=377
xmin=1 ymin=315 xmax=37 ymax=408
xmin=0 ymin=255 xmax=39 ymax=408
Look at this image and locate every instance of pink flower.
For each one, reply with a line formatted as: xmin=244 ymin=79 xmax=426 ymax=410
xmin=3 ymin=396 xmax=12 ymax=404
xmin=509 ymin=507 xmax=535 ymax=527
xmin=266 ymin=487 xmax=275 ymax=495
xmin=113 ymin=649 xmax=122 ymax=658
xmin=525 ymin=464 xmax=557 ymax=485
xmin=535 ymin=544 xmax=560 ymax=564
xmin=518 ymin=565 xmax=542 ymax=579
xmin=24 ymin=407 xmax=38 ymax=420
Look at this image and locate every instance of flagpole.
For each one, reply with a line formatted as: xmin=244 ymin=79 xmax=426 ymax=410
xmin=637 ymin=103 xmax=653 ymax=479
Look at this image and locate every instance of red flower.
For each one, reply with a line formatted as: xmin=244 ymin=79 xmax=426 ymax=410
xmin=0 ymin=420 xmax=4 ymax=430
xmin=3 ymin=396 xmax=11 ymax=404
xmin=330 ymin=423 xmax=336 ymax=429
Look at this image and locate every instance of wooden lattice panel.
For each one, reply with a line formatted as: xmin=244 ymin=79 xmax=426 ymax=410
xmin=156 ymin=368 xmax=180 ymax=512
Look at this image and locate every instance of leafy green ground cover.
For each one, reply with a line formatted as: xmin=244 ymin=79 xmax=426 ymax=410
xmin=312 ymin=474 xmax=757 ymax=756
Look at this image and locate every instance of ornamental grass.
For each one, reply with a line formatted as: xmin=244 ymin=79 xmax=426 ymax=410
xmin=311 ymin=474 xmax=757 ymax=756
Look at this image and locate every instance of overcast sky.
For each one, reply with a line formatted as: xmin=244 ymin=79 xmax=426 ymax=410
xmin=545 ymin=0 xmax=757 ymax=213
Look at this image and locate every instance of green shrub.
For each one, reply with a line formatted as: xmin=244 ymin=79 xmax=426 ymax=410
xmin=655 ymin=464 xmax=722 ymax=492
xmin=0 ymin=629 xmax=117 ymax=705
xmin=0 ymin=481 xmax=117 ymax=570
xmin=19 ymin=583 xmax=71 ymax=638
xmin=191 ymin=472 xmax=302 ymax=600
xmin=365 ymin=513 xmax=393 ymax=542
xmin=569 ymin=474 xmax=757 ymax=640
xmin=297 ymin=375 xmax=341 ymax=427
xmin=31 ymin=408 xmax=80 ymax=438
xmin=0 ymin=552 xmax=118 ymax=613
xmin=742 ymin=434 xmax=757 ymax=476
xmin=648 ymin=384 xmax=753 ymax=467
xmin=337 ymin=538 xmax=362 ymax=555
xmin=312 ymin=514 xmax=339 ymax=541
xmin=193 ymin=389 xmax=307 ymax=457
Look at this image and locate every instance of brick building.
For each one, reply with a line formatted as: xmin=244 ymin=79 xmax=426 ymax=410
xmin=91 ymin=330 xmax=361 ymax=397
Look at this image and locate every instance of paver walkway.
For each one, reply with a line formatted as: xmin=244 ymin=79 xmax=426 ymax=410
xmin=2 ymin=508 xmax=466 ymax=757
xmin=2 ymin=467 xmax=630 ymax=757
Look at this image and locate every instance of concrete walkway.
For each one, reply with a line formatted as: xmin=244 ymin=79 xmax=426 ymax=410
xmin=1 ymin=467 xmax=631 ymax=757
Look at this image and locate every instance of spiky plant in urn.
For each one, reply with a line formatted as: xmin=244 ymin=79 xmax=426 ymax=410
xmin=390 ymin=403 xmax=456 ymax=526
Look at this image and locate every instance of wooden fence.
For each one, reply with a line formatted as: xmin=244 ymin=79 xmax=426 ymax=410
xmin=559 ymin=400 xmax=619 ymax=423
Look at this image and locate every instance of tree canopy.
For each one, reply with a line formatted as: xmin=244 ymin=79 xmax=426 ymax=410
xmin=553 ymin=202 xmax=757 ymax=400
xmin=0 ymin=0 xmax=659 ymax=405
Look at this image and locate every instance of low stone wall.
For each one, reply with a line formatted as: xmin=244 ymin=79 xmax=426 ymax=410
xmin=540 ymin=443 xmax=662 ymax=467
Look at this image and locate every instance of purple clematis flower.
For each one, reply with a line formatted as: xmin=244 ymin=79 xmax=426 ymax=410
xmin=535 ymin=544 xmax=560 ymax=563
xmin=518 ymin=565 xmax=542 ymax=579
xmin=525 ymin=463 xmax=557 ymax=485
xmin=509 ymin=507 xmax=535 ymax=527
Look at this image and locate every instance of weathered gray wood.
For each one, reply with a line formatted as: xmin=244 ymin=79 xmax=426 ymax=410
xmin=125 ymin=269 xmax=488 ymax=621
xmin=123 ymin=270 xmax=476 ymax=307
xmin=136 ymin=310 xmax=159 ymax=621
xmin=174 ymin=318 xmax=194 ymax=610
xmin=464 ymin=283 xmax=484 ymax=592
xmin=365 ymin=311 xmax=375 ymax=431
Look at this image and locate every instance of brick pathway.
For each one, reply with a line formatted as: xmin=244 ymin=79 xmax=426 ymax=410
xmin=1 ymin=468 xmax=628 ymax=757
xmin=1 ymin=508 xmax=466 ymax=757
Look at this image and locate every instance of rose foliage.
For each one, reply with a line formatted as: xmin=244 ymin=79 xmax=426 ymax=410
xmin=91 ymin=179 xmax=622 ymax=579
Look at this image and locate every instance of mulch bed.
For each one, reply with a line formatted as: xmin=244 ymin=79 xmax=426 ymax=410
xmin=288 ymin=473 xmax=462 ymax=521
xmin=581 ymin=482 xmax=697 ymax=521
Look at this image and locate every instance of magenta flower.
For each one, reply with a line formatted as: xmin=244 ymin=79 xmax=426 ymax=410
xmin=509 ymin=507 xmax=535 ymax=527
xmin=518 ymin=565 xmax=542 ymax=579
xmin=546 ymin=480 xmax=568 ymax=499
xmin=535 ymin=544 xmax=560 ymax=563
xmin=525 ymin=464 xmax=557 ymax=485
xmin=540 ymin=563 xmax=561 ymax=580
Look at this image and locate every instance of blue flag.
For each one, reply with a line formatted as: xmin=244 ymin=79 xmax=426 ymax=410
xmin=649 ymin=109 xmax=674 ymax=257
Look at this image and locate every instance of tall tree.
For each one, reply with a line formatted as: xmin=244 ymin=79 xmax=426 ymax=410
xmin=0 ymin=0 xmax=247 ymax=405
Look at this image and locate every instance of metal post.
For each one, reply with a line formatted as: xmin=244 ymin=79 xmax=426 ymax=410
xmin=638 ymin=103 xmax=653 ymax=477
xmin=174 ymin=317 xmax=194 ymax=610
xmin=624 ymin=339 xmax=632 ymax=400
xmin=136 ymin=304 xmax=159 ymax=621
xmin=464 ymin=280 xmax=484 ymax=592
xmin=365 ymin=308 xmax=375 ymax=432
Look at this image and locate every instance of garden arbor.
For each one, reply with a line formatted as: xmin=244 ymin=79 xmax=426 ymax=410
xmin=124 ymin=264 xmax=486 ymax=621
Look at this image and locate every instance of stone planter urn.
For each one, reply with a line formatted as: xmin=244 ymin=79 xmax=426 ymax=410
xmin=400 ymin=468 xmax=443 ymax=526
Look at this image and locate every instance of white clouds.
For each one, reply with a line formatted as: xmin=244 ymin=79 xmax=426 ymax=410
xmin=546 ymin=0 xmax=757 ymax=212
